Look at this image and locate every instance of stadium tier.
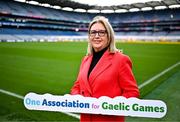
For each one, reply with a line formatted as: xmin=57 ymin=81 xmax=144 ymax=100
xmin=0 ymin=0 xmax=180 ymax=42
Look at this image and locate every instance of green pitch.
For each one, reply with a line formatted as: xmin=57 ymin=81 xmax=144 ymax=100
xmin=0 ymin=42 xmax=179 ymax=121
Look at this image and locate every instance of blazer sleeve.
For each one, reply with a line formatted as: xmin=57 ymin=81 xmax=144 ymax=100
xmin=70 ymin=56 xmax=86 ymax=95
xmin=70 ymin=79 xmax=80 ymax=95
xmin=118 ymin=55 xmax=140 ymax=98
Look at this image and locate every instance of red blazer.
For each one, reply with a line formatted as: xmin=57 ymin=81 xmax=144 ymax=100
xmin=71 ymin=50 xmax=139 ymax=122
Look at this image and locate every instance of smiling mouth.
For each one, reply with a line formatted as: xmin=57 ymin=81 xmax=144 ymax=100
xmin=93 ymin=40 xmax=101 ymax=44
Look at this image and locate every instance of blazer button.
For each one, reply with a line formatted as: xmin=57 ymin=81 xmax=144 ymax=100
xmin=81 ymin=91 xmax=84 ymax=95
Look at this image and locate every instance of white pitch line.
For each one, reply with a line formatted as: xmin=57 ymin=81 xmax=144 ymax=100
xmin=0 ymin=89 xmax=24 ymax=99
xmin=0 ymin=88 xmax=80 ymax=119
xmin=138 ymin=61 xmax=180 ymax=89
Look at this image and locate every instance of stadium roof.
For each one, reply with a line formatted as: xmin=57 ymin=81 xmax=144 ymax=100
xmin=15 ymin=0 xmax=180 ymax=13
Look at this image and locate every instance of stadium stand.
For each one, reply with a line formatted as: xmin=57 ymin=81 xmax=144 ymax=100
xmin=0 ymin=0 xmax=180 ymax=42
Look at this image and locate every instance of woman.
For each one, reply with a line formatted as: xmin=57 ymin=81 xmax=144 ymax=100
xmin=71 ymin=16 xmax=139 ymax=122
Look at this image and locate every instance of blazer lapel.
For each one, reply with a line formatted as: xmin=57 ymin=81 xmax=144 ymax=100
xmin=89 ymin=50 xmax=112 ymax=83
xmin=81 ymin=55 xmax=93 ymax=95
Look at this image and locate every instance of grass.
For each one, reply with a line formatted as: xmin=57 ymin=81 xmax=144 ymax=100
xmin=0 ymin=93 xmax=78 ymax=121
xmin=126 ymin=69 xmax=180 ymax=122
xmin=0 ymin=41 xmax=180 ymax=121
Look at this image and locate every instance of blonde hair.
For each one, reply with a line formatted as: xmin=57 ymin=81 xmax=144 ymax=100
xmin=87 ymin=16 xmax=118 ymax=55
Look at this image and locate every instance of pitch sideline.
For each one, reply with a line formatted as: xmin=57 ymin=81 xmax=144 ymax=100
xmin=0 ymin=89 xmax=80 ymax=119
xmin=138 ymin=61 xmax=180 ymax=89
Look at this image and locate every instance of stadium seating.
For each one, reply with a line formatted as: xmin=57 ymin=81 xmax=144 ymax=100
xmin=1 ymin=0 xmax=180 ymax=23
xmin=0 ymin=0 xmax=180 ymax=41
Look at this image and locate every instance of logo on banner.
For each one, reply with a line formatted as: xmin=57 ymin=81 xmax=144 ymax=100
xmin=24 ymin=93 xmax=167 ymax=118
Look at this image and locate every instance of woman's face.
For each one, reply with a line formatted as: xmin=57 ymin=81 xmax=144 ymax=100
xmin=89 ymin=22 xmax=108 ymax=52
